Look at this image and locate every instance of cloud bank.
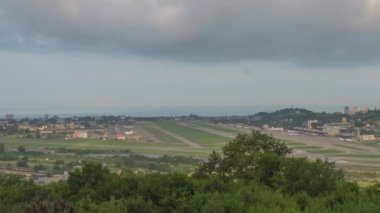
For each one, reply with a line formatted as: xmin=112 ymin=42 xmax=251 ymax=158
xmin=1 ymin=0 xmax=380 ymax=65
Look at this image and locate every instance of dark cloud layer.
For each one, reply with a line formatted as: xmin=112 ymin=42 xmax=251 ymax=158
xmin=1 ymin=0 xmax=380 ymax=66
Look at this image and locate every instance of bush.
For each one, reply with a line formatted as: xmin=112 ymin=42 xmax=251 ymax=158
xmin=17 ymin=146 xmax=26 ymax=153
xmin=33 ymin=164 xmax=46 ymax=172
xmin=16 ymin=159 xmax=28 ymax=168
xmin=0 ymin=132 xmax=379 ymax=212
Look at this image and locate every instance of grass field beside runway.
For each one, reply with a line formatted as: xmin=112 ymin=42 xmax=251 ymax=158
xmin=1 ymin=121 xmax=380 ymax=178
xmin=154 ymin=122 xmax=230 ymax=147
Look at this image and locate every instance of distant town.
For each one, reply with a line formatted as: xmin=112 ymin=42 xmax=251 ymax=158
xmin=250 ymin=106 xmax=380 ymax=142
xmin=0 ymin=114 xmax=143 ymax=141
xmin=1 ymin=106 xmax=379 ymax=143
xmin=1 ymin=106 xmax=380 ymax=188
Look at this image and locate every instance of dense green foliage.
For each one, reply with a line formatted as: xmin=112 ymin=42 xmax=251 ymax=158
xmin=209 ymin=108 xmax=380 ymax=129
xmin=17 ymin=145 xmax=26 ymax=153
xmin=55 ymin=148 xmax=132 ymax=155
xmin=0 ymin=131 xmax=379 ymax=212
xmin=248 ymin=108 xmax=345 ymax=128
xmin=194 ymin=131 xmax=346 ymax=197
xmin=116 ymin=154 xmax=200 ymax=173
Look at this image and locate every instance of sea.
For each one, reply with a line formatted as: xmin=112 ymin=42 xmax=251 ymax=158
xmin=0 ymin=105 xmax=347 ymax=119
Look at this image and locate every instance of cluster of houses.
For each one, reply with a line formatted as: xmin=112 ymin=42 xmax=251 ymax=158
xmin=260 ymin=107 xmax=380 ymax=142
xmin=1 ymin=114 xmax=141 ymax=141
xmin=262 ymin=116 xmax=379 ymax=142
xmin=294 ymin=117 xmax=379 ymax=142
xmin=68 ymin=128 xmax=140 ymax=141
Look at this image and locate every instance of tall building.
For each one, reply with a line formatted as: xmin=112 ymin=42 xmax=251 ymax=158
xmin=307 ymin=120 xmax=319 ymax=129
xmin=4 ymin=114 xmax=15 ymax=120
xmin=344 ymin=106 xmax=369 ymax=115
xmin=344 ymin=106 xmax=350 ymax=115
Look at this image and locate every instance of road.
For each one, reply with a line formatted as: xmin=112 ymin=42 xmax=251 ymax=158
xmin=134 ymin=124 xmax=163 ymax=143
xmin=185 ymin=123 xmax=380 ymax=172
xmin=150 ymin=124 xmax=202 ymax=148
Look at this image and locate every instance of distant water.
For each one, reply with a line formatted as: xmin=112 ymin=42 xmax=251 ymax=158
xmin=0 ymin=105 xmax=346 ymax=119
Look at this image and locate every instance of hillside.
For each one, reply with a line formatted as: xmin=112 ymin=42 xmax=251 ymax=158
xmin=0 ymin=131 xmax=379 ymax=212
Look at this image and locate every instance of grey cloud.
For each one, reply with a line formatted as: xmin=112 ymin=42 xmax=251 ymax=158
xmin=1 ymin=0 xmax=380 ymax=66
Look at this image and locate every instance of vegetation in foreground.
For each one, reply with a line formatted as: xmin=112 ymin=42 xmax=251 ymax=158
xmin=0 ymin=131 xmax=380 ymax=212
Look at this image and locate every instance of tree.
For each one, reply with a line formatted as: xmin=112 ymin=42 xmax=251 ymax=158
xmin=53 ymin=164 xmax=63 ymax=174
xmin=0 ymin=143 xmax=4 ymax=153
xmin=193 ymin=151 xmax=223 ymax=179
xmin=24 ymin=128 xmax=31 ymax=135
xmin=195 ymin=131 xmax=291 ymax=180
xmin=17 ymin=146 xmax=26 ymax=153
xmin=16 ymin=159 xmax=28 ymax=168
xmin=195 ymin=131 xmax=347 ymax=197
xmin=67 ymin=163 xmax=111 ymax=200
xmin=276 ymin=158 xmax=345 ymax=196
xmin=55 ymin=160 xmax=65 ymax=165
xmin=35 ymin=130 xmax=41 ymax=138
xmin=33 ymin=164 xmax=46 ymax=172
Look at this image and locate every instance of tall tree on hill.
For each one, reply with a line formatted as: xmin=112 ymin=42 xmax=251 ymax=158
xmin=194 ymin=131 xmax=347 ymax=197
xmin=194 ymin=131 xmax=291 ymax=180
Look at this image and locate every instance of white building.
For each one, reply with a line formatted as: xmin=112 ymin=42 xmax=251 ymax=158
xmin=72 ymin=131 xmax=88 ymax=139
xmin=344 ymin=106 xmax=369 ymax=115
xmin=358 ymin=134 xmax=376 ymax=141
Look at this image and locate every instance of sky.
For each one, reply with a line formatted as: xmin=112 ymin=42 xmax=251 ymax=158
xmin=1 ymin=0 xmax=380 ymax=114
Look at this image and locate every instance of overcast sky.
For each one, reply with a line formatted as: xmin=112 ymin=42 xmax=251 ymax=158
xmin=1 ymin=0 xmax=380 ymax=112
